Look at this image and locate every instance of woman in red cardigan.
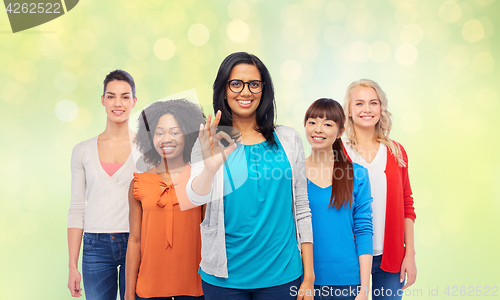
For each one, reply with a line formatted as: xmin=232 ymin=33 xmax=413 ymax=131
xmin=342 ymin=79 xmax=416 ymax=300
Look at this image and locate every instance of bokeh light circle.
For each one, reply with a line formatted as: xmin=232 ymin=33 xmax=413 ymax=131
xmin=154 ymin=38 xmax=176 ymax=61
xmin=461 ymin=19 xmax=485 ymax=42
xmin=227 ymin=20 xmax=250 ymax=42
xmin=395 ymin=3 xmax=418 ymax=25
xmin=439 ymin=1 xmax=462 ymax=23
xmin=55 ymin=100 xmax=79 ymax=122
xmin=325 ymin=0 xmax=348 ymax=23
xmin=471 ymin=52 xmax=495 ymax=74
xmin=395 ymin=43 xmax=418 ymax=66
xmin=228 ymin=0 xmax=250 ymax=20
xmin=188 ymin=23 xmax=210 ymax=46
xmin=280 ymin=60 xmax=302 ymax=82
xmin=400 ymin=24 xmax=424 ymax=45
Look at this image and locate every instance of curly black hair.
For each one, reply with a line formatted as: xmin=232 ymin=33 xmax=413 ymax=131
xmin=135 ymin=99 xmax=205 ymax=166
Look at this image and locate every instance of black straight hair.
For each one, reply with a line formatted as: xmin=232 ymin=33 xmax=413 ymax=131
xmin=304 ymin=98 xmax=354 ymax=209
xmin=103 ymin=70 xmax=136 ymax=98
xmin=213 ymin=52 xmax=276 ymax=147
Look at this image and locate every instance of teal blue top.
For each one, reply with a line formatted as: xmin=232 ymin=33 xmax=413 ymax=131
xmin=200 ymin=133 xmax=303 ymax=288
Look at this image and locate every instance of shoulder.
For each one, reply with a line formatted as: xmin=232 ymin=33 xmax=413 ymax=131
xmin=73 ymin=136 xmax=97 ymax=150
xmin=72 ymin=136 xmax=96 ymax=157
xmin=390 ymin=140 xmax=408 ymax=162
xmin=275 ymin=125 xmax=299 ymax=136
xmin=352 ymin=162 xmax=369 ymax=179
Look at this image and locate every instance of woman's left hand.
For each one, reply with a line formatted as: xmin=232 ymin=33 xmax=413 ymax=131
xmin=400 ymin=253 xmax=417 ymax=290
xmin=355 ymin=291 xmax=368 ymax=300
xmin=296 ymin=279 xmax=314 ymax=300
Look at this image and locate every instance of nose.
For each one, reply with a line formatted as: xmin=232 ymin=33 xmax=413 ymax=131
xmin=240 ymin=83 xmax=252 ymax=96
xmin=313 ymin=123 xmax=323 ymax=133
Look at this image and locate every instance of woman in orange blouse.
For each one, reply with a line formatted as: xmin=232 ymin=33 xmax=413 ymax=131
xmin=125 ymin=99 xmax=205 ymax=300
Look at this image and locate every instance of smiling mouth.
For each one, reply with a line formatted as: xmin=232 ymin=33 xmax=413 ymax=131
xmin=112 ymin=110 xmax=125 ymax=115
xmin=237 ymin=99 xmax=253 ymax=106
xmin=360 ymin=116 xmax=374 ymax=119
xmin=312 ymin=136 xmax=325 ymax=141
xmin=161 ymin=145 xmax=176 ymax=154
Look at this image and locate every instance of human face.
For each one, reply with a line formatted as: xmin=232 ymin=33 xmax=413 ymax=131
xmin=305 ymin=117 xmax=342 ymax=152
xmin=153 ymin=114 xmax=185 ymax=164
xmin=226 ymin=64 xmax=262 ymax=120
xmin=349 ymin=86 xmax=381 ymax=130
xmin=101 ymin=80 xmax=137 ymax=122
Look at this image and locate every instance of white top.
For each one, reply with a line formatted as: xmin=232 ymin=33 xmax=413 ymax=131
xmin=68 ymin=136 xmax=142 ymax=232
xmin=344 ymin=140 xmax=387 ymax=256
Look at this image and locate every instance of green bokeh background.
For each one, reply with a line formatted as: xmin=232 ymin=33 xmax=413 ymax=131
xmin=1 ymin=0 xmax=499 ymax=299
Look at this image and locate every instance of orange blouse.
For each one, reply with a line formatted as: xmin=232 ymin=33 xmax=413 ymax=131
xmin=133 ymin=164 xmax=203 ymax=298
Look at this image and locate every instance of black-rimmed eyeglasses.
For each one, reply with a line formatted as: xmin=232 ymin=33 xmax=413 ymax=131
xmin=227 ymin=79 xmax=264 ymax=94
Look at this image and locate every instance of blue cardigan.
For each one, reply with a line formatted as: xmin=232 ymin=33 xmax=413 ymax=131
xmin=308 ymin=163 xmax=373 ymax=285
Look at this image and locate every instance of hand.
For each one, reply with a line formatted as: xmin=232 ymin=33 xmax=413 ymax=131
xmin=67 ymin=268 xmax=82 ymax=297
xmin=198 ymin=111 xmax=237 ymax=173
xmin=296 ymin=279 xmax=314 ymax=300
xmin=355 ymin=290 xmax=368 ymax=300
xmin=400 ymin=253 xmax=417 ymax=290
xmin=124 ymin=292 xmax=135 ymax=300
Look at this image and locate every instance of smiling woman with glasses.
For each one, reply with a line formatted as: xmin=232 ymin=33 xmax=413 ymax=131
xmin=186 ymin=52 xmax=315 ymax=300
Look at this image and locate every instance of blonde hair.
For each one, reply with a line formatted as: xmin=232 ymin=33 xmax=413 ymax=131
xmin=343 ymin=79 xmax=406 ymax=167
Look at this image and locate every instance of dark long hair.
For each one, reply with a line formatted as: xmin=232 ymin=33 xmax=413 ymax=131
xmin=304 ymin=98 xmax=354 ymax=209
xmin=213 ymin=52 xmax=276 ymax=146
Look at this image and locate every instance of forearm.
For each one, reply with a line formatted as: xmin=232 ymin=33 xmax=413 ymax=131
xmin=68 ymin=228 xmax=83 ymax=269
xmin=191 ymin=167 xmax=216 ymax=196
xmin=300 ymin=242 xmax=315 ymax=282
xmin=125 ymin=239 xmax=141 ymax=299
xmin=358 ymin=254 xmax=372 ymax=295
xmin=404 ymin=218 xmax=415 ymax=256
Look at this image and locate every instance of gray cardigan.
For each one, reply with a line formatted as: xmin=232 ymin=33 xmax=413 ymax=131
xmin=186 ymin=125 xmax=313 ymax=278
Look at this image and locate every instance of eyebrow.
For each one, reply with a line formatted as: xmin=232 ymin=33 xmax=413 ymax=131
xmin=355 ymin=98 xmax=379 ymax=102
xmin=105 ymin=92 xmax=130 ymax=95
xmin=155 ymin=126 xmax=180 ymax=130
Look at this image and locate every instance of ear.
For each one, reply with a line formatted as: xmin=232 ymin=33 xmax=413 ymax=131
xmin=338 ymin=127 xmax=345 ymax=138
xmin=101 ymin=95 xmax=105 ymax=106
xmin=132 ymin=97 xmax=137 ymax=108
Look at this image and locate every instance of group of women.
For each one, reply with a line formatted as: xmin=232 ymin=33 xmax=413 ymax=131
xmin=67 ymin=52 xmax=416 ymax=300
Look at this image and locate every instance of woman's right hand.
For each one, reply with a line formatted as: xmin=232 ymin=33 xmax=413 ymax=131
xmin=67 ymin=268 xmax=82 ymax=297
xmin=198 ymin=111 xmax=237 ymax=173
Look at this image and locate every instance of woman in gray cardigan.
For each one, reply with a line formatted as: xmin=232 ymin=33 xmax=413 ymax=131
xmin=186 ymin=52 xmax=314 ymax=300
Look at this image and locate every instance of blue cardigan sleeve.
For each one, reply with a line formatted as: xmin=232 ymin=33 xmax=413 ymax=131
xmin=352 ymin=164 xmax=373 ymax=256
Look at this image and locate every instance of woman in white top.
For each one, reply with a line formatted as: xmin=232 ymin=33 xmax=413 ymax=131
xmin=67 ymin=70 xmax=138 ymax=300
xmin=342 ymin=79 xmax=416 ymax=300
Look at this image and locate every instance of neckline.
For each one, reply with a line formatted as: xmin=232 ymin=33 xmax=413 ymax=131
xmin=94 ymin=136 xmax=133 ymax=179
xmin=146 ymin=163 xmax=190 ymax=186
xmin=357 ymin=142 xmax=384 ymax=165
xmin=307 ymin=178 xmax=332 ymax=190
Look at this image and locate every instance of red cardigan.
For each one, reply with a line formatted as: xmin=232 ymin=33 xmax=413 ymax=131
xmin=344 ymin=142 xmax=416 ymax=273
